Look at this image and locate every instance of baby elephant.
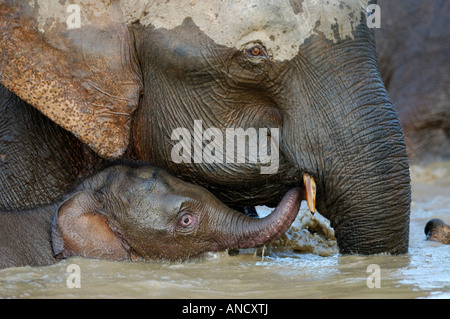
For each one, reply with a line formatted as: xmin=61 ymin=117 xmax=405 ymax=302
xmin=0 ymin=164 xmax=301 ymax=269
xmin=425 ymin=219 xmax=450 ymax=245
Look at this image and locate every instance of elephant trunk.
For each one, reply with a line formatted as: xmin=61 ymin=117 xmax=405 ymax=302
xmin=316 ymin=146 xmax=411 ymax=255
xmin=214 ymin=188 xmax=302 ymax=251
xmin=283 ymin=116 xmax=411 ymax=254
xmin=279 ymin=41 xmax=411 ymax=255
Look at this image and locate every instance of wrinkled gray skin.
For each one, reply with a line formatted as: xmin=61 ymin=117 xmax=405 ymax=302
xmin=376 ymin=0 xmax=450 ymax=163
xmin=0 ymin=0 xmax=411 ymax=255
xmin=0 ymin=164 xmax=301 ymax=269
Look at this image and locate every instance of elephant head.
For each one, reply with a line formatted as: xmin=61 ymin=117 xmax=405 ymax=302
xmin=51 ymin=165 xmax=302 ymax=261
xmin=0 ymin=0 xmax=411 ymax=254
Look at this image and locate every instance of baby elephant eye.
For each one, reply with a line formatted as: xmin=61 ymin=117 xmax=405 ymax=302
xmin=178 ymin=212 xmax=196 ymax=228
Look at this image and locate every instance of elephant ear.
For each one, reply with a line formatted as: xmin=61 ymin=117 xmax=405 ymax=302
xmin=51 ymin=191 xmax=130 ymax=261
xmin=0 ymin=0 xmax=142 ymax=158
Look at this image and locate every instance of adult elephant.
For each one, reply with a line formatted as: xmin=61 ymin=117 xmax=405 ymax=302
xmin=0 ymin=0 xmax=411 ymax=255
xmin=376 ymin=0 xmax=450 ymax=163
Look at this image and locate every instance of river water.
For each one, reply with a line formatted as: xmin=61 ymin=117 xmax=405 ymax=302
xmin=0 ymin=161 xmax=449 ymax=299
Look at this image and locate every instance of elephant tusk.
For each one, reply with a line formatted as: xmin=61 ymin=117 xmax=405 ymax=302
xmin=303 ymin=174 xmax=316 ymax=215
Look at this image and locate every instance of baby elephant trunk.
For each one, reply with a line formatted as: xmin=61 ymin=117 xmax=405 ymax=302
xmin=216 ymin=188 xmax=302 ymax=251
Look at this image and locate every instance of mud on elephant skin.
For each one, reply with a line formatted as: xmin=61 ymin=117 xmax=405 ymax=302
xmin=376 ymin=0 xmax=450 ymax=163
xmin=0 ymin=164 xmax=302 ymax=269
xmin=0 ymin=0 xmax=411 ymax=255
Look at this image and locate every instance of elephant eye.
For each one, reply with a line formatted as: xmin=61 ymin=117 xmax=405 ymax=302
xmin=178 ymin=212 xmax=197 ymax=228
xmin=247 ymin=45 xmax=266 ymax=58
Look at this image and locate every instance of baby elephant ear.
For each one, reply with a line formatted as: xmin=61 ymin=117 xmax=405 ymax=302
xmin=0 ymin=1 xmax=142 ymax=158
xmin=51 ymin=191 xmax=129 ymax=261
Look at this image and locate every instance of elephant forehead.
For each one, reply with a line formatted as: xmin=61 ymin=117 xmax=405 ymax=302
xmin=121 ymin=0 xmax=369 ymax=61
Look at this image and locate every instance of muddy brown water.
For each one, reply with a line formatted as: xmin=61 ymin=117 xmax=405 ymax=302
xmin=0 ymin=162 xmax=449 ymax=299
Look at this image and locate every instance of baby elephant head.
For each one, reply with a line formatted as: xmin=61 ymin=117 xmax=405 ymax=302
xmin=51 ymin=165 xmax=302 ymax=262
